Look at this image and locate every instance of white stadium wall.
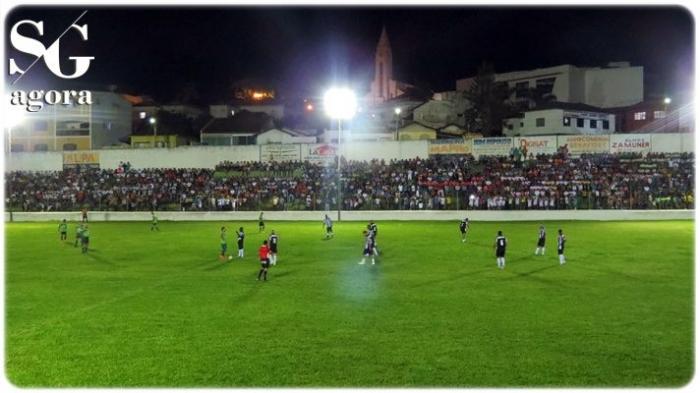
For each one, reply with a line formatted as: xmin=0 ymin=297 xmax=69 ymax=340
xmin=4 ymin=151 xmax=63 ymax=171
xmin=5 ymin=210 xmax=693 ymax=222
xmin=3 ymin=134 xmax=693 ymax=172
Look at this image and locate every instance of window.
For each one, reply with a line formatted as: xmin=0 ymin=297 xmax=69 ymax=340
xmin=536 ymin=118 xmax=545 ymax=127
xmin=602 ymin=120 xmax=610 ymax=130
xmin=535 ymin=77 xmax=556 ymax=95
xmin=590 ymin=119 xmax=597 ymax=128
xmin=139 ymin=111 xmax=147 ymax=119
xmin=520 ymin=122 xmax=524 ymax=127
xmin=654 ymin=111 xmax=667 ymax=119
xmin=576 ymin=118 xmax=584 ymax=127
xmin=10 ymin=144 xmax=24 ymax=152
xmin=33 ymin=120 xmax=49 ymax=132
xmin=62 ymin=143 xmax=77 ymax=151
xmin=634 ymin=112 xmax=646 ymax=121
xmin=507 ymin=124 xmax=514 ymax=130
xmin=33 ymin=144 xmax=48 ymax=152
xmin=563 ymin=117 xmax=571 ymax=126
xmin=515 ymin=81 xmax=530 ymax=98
xmin=56 ymin=130 xmax=90 ymax=136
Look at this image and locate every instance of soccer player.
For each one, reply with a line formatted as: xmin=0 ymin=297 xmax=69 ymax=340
xmin=81 ymin=207 xmax=88 ymax=222
xmin=81 ymin=225 xmax=90 ymax=254
xmin=74 ymin=223 xmax=84 ymax=247
xmin=151 ymin=211 xmax=159 ymax=231
xmin=258 ymin=212 xmax=265 ymax=232
xmin=268 ymin=230 xmax=279 ymax=265
xmin=459 ymin=218 xmax=469 ymax=243
xmin=324 ymin=215 xmax=334 ymax=239
xmin=535 ymin=225 xmax=546 ymax=255
xmin=494 ymin=230 xmax=507 ymax=270
xmin=257 ymin=240 xmax=270 ymax=281
xmin=219 ymin=226 xmax=228 ymax=261
xmin=368 ymin=221 xmax=379 ymax=255
xmin=58 ymin=219 xmax=68 ymax=241
xmin=236 ymin=227 xmax=245 ymax=258
xmin=557 ymin=229 xmax=566 ymax=265
xmin=359 ymin=230 xmax=376 ymax=265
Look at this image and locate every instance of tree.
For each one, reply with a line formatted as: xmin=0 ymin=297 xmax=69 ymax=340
xmin=462 ymin=63 xmax=513 ymax=137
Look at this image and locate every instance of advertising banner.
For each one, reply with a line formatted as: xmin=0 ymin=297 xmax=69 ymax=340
xmin=301 ymin=144 xmax=337 ymax=164
xmin=260 ymin=144 xmax=300 ymax=162
xmin=63 ymin=151 xmax=100 ymax=168
xmin=610 ymin=134 xmax=651 ymax=154
xmin=472 ymin=137 xmax=512 ymax=157
xmin=428 ymin=139 xmax=473 ymax=155
xmin=558 ymin=135 xmax=610 ymax=155
xmin=514 ymin=136 xmax=557 ymax=156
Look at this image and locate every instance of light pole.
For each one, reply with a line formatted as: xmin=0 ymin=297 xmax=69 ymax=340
xmin=323 ymin=87 xmax=357 ymax=221
xmin=149 ymin=117 xmax=157 ymax=147
xmin=394 ymin=107 xmax=402 ymax=140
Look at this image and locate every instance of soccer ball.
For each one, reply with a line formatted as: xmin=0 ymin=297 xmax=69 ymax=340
xmin=228 ymin=255 xmax=233 ymax=260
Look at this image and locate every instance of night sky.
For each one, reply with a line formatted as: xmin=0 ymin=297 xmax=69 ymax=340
xmin=5 ymin=6 xmax=694 ymax=103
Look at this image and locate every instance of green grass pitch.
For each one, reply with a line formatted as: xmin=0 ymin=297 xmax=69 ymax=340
xmin=4 ymin=220 xmax=694 ymax=387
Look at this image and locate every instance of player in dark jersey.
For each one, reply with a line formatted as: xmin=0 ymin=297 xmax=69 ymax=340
xmin=359 ymin=230 xmax=375 ymax=265
xmin=557 ymin=229 xmax=566 ymax=265
xmin=58 ymin=219 xmax=68 ymax=241
xmin=535 ymin=225 xmax=546 ymax=255
xmin=459 ymin=218 xmax=469 ymax=243
xmin=258 ymin=212 xmax=265 ymax=232
xmin=257 ymin=240 xmax=270 ymax=281
xmin=268 ymin=230 xmax=279 ymax=266
xmin=236 ymin=227 xmax=245 ymax=258
xmin=494 ymin=230 xmax=507 ymax=270
xmin=368 ymin=221 xmax=379 ymax=255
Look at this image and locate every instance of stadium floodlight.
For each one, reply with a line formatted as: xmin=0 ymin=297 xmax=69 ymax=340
xmin=323 ymin=87 xmax=357 ymax=221
xmin=323 ymin=88 xmax=357 ymax=120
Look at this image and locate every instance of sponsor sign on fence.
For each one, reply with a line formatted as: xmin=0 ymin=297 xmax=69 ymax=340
xmin=472 ymin=137 xmax=512 ymax=157
xmin=558 ymin=135 xmax=610 ymax=155
xmin=515 ymin=136 xmax=557 ymax=155
xmin=260 ymin=144 xmax=301 ymax=162
xmin=428 ymin=139 xmax=473 ymax=155
xmin=610 ymin=134 xmax=652 ymax=154
xmin=63 ymin=151 xmax=100 ymax=168
xmin=301 ymin=144 xmax=337 ymax=164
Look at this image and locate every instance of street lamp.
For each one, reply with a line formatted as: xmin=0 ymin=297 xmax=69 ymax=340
xmin=664 ymin=97 xmax=672 ymax=105
xmin=394 ymin=107 xmax=402 ymax=139
xmin=323 ymin=87 xmax=357 ymax=221
xmin=149 ymin=117 xmax=158 ymax=147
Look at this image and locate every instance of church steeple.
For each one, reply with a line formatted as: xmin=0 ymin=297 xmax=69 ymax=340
xmin=373 ymin=26 xmax=393 ymax=102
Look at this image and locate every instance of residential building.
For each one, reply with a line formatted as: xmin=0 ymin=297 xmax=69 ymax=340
xmin=609 ymin=98 xmax=694 ymax=133
xmin=8 ymin=91 xmax=132 ymax=152
xmin=256 ymin=128 xmax=317 ymax=144
xmin=503 ymin=102 xmax=615 ymax=137
xmin=200 ymin=110 xmax=274 ymax=146
xmin=457 ymin=62 xmax=643 ymax=109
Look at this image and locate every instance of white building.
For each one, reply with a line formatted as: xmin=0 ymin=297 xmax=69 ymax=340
xmin=237 ymin=104 xmax=285 ymax=120
xmin=503 ymin=103 xmax=615 ymax=136
xmin=413 ymin=91 xmax=470 ymax=129
xmin=457 ymin=62 xmax=643 ymax=109
xmin=256 ymin=128 xmax=317 ymax=145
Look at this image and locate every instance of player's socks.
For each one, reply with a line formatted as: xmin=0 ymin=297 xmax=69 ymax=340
xmin=263 ymin=270 xmax=268 ymax=281
xmin=371 ymin=258 xmax=375 ymax=265
xmin=258 ymin=269 xmax=264 ymax=280
xmin=359 ymin=258 xmax=366 ymax=265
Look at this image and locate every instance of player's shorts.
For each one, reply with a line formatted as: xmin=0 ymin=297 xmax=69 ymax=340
xmin=260 ymin=259 xmax=270 ymax=268
xmin=60 ymin=231 xmax=67 ymax=235
xmin=81 ymin=237 xmax=89 ymax=245
xmin=326 ymin=226 xmax=333 ymax=233
xmin=270 ymin=245 xmax=278 ymax=253
xmin=259 ymin=221 xmax=264 ymax=227
xmin=460 ymin=228 xmax=466 ymax=234
xmin=363 ymin=247 xmax=371 ymax=256
xmin=537 ymin=238 xmax=545 ymax=247
xmin=496 ymin=249 xmax=506 ymax=258
xmin=238 ymin=242 xmax=244 ymax=250
xmin=221 ymin=244 xmax=227 ymax=253
xmin=558 ymin=247 xmax=564 ymax=255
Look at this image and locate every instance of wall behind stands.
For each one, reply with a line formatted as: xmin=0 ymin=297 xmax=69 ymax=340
xmin=5 ymin=210 xmax=693 ymax=222
xmin=4 ymin=134 xmax=693 ymax=172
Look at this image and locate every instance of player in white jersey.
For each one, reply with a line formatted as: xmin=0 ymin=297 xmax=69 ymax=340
xmin=359 ymin=230 xmax=375 ymax=265
xmin=557 ymin=229 xmax=566 ymax=265
xmin=323 ymin=215 xmax=334 ymax=239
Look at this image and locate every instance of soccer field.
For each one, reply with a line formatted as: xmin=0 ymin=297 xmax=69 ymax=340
xmin=4 ymin=220 xmax=694 ymax=387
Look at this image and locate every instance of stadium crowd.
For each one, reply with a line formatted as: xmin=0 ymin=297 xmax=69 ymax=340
xmin=6 ymin=152 xmax=694 ymax=211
